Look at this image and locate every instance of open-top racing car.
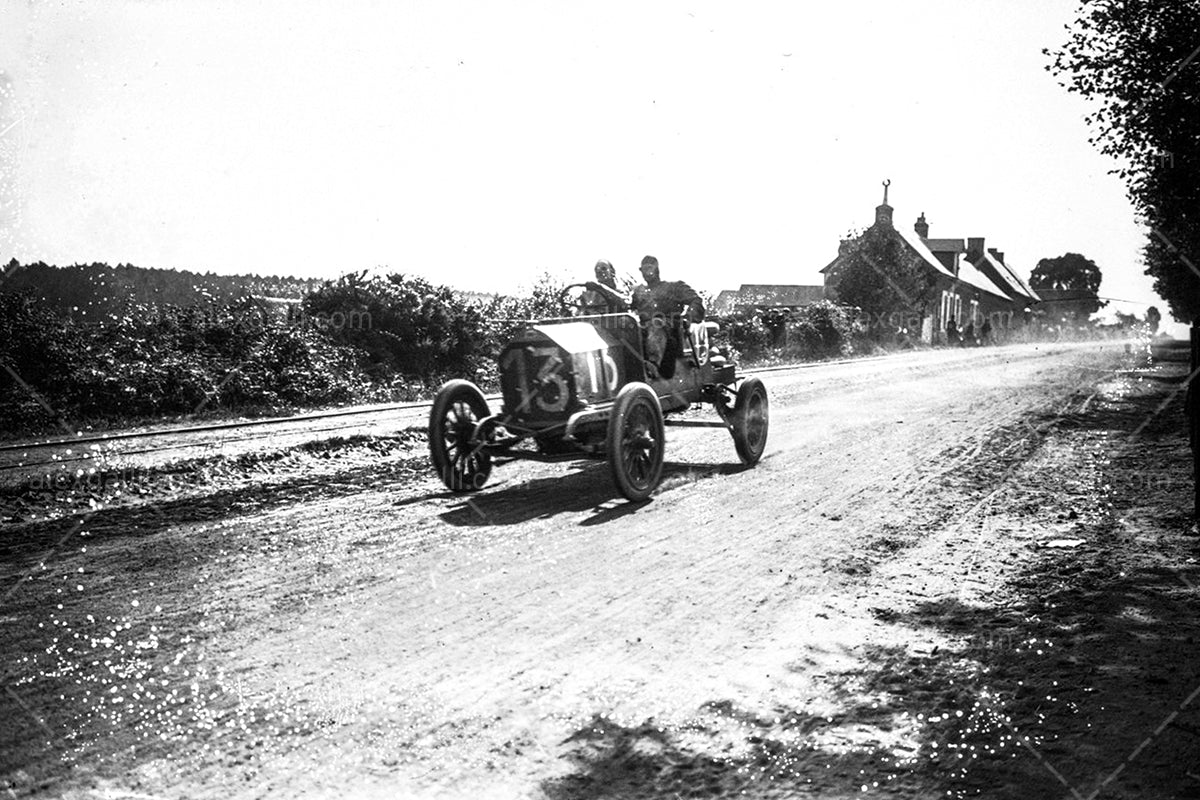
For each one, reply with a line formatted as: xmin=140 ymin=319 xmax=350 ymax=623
xmin=428 ymin=283 xmax=769 ymax=501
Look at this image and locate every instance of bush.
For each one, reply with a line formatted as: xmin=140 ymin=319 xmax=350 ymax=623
xmin=0 ymin=292 xmax=368 ymax=432
xmin=717 ymin=301 xmax=855 ymax=364
xmin=472 ymin=271 xmax=570 ymax=362
xmin=786 ymin=301 xmax=854 ymax=359
xmin=303 ymin=271 xmax=490 ymax=386
xmin=720 ymin=313 xmax=775 ymax=362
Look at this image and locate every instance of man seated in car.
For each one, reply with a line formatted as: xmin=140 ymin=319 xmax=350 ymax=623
xmin=579 ymin=259 xmax=629 ymax=315
xmin=631 ymin=254 xmax=705 ymax=379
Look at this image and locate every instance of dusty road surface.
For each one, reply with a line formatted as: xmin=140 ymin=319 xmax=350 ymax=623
xmin=3 ymin=342 xmax=1199 ymax=799
xmin=0 ymin=348 xmax=1010 ymax=482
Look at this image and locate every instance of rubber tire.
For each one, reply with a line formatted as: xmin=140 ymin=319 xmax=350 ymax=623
xmin=731 ymin=377 xmax=769 ymax=465
xmin=429 ymin=379 xmax=492 ymax=492
xmin=607 ymin=382 xmax=665 ymax=502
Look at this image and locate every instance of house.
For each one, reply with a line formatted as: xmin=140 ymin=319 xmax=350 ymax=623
xmin=966 ymin=239 xmax=1041 ymax=309
xmin=821 ymin=186 xmax=1033 ymax=343
xmin=710 ymin=283 xmax=825 ymax=317
xmin=918 ymin=226 xmax=1020 ymax=339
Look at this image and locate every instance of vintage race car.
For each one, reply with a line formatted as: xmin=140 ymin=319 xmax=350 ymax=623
xmin=428 ymin=283 xmax=769 ymax=501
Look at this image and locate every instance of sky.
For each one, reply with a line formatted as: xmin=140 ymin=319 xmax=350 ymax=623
xmin=0 ymin=0 xmax=1182 ymax=331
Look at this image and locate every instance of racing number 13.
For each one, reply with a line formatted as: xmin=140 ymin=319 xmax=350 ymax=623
xmin=503 ymin=346 xmax=618 ymax=412
xmin=504 ymin=346 xmax=570 ymax=413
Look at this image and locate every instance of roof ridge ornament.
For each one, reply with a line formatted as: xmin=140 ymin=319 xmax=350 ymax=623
xmin=882 ymin=179 xmax=891 ymax=205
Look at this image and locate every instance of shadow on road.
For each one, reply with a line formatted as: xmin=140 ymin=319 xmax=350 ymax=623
xmin=541 ymin=708 xmax=926 ymax=800
xmin=437 ymin=460 xmax=752 ymax=527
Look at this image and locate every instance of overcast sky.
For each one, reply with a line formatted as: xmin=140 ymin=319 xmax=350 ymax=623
xmin=0 ymin=1 xmax=1175 ymax=327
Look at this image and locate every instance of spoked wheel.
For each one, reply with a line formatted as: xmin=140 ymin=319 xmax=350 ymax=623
xmin=731 ymin=377 xmax=769 ymax=465
xmin=607 ymin=382 xmax=665 ymax=501
xmin=429 ymin=379 xmax=493 ymax=492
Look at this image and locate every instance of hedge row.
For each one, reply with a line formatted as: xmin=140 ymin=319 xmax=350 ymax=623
xmin=0 ymin=273 xmax=857 ymax=435
xmin=0 ymin=293 xmax=369 ymax=430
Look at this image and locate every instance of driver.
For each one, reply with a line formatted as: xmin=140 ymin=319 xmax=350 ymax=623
xmin=631 ymin=254 xmax=705 ymax=378
xmin=579 ymin=259 xmax=629 ymax=315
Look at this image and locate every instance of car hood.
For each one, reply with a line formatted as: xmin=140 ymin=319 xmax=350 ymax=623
xmin=531 ymin=322 xmax=611 ymax=354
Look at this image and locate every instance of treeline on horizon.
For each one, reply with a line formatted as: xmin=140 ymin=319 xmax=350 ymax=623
xmin=1 ymin=260 xmax=326 ymax=317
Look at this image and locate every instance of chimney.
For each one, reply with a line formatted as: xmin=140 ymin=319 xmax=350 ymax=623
xmin=874 ymin=179 xmax=893 ymax=227
xmin=988 ymin=247 xmax=1005 ymax=264
xmin=967 ymin=237 xmax=985 ymax=262
xmin=914 ymin=213 xmax=929 ymax=238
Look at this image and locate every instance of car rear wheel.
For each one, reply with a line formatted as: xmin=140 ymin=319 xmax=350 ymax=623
xmin=429 ymin=379 xmax=492 ymax=492
xmin=731 ymin=377 xmax=769 ymax=465
xmin=607 ymin=382 xmax=665 ymax=501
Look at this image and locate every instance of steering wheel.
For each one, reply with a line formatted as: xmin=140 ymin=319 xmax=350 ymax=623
xmin=558 ymin=282 xmax=601 ymax=315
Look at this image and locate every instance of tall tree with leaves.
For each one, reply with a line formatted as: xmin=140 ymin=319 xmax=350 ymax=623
xmin=1047 ymin=0 xmax=1200 ymax=323
xmin=1030 ymin=252 xmax=1106 ymax=322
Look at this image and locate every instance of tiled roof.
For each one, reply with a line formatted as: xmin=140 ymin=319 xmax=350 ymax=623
xmin=896 ymin=227 xmax=1010 ymax=300
xmin=710 ymin=290 xmax=742 ymax=315
xmin=826 ymin=221 xmax=1017 ymax=304
xmin=896 ymin=227 xmax=956 ymax=279
xmin=971 ymin=257 xmax=1026 ymax=301
xmin=924 ymin=238 xmax=966 ymax=253
xmin=710 ymin=284 xmax=825 ymax=315
xmin=957 ymin=256 xmax=1013 ymax=301
xmin=982 ymin=252 xmax=1041 ymax=303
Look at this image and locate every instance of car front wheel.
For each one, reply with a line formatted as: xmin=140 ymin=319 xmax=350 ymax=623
xmin=429 ymin=379 xmax=492 ymax=492
xmin=731 ymin=377 xmax=769 ymax=465
xmin=606 ymin=382 xmax=665 ymax=502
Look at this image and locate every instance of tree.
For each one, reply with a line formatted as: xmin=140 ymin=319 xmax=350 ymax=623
xmin=1047 ymin=1 xmax=1200 ymax=323
xmin=825 ymin=227 xmax=940 ymax=337
xmin=1030 ymin=252 xmax=1102 ymax=294
xmin=1029 ymin=253 xmax=1106 ymax=323
xmin=1146 ymin=305 xmax=1162 ymax=333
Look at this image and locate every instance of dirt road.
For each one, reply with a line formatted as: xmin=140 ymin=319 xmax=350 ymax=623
xmin=4 ymin=342 xmax=1199 ymax=799
xmin=0 ymin=346 xmax=1040 ymax=480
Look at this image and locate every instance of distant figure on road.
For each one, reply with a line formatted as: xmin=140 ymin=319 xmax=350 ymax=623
xmin=963 ymin=321 xmax=976 ymax=347
xmin=980 ymin=318 xmax=993 ymax=345
xmin=579 ymin=259 xmax=628 ymax=315
xmin=631 ymin=255 xmax=705 ymax=379
xmin=946 ymin=316 xmax=960 ymax=346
